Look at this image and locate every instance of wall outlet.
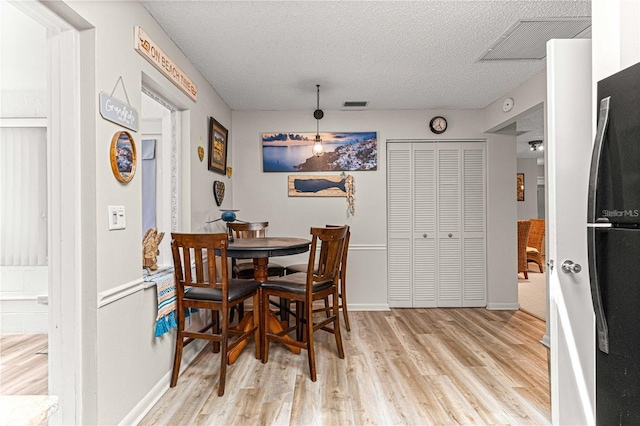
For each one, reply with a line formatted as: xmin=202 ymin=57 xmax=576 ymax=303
xmin=37 ymin=295 xmax=49 ymax=305
xmin=108 ymin=205 xmax=126 ymax=230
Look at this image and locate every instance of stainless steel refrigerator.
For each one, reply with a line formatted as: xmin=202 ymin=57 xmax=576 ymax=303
xmin=588 ymin=61 xmax=640 ymax=424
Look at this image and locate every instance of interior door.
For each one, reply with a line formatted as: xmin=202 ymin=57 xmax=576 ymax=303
xmin=547 ymin=39 xmax=595 ymax=425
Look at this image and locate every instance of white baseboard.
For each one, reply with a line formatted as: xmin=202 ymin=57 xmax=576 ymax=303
xmin=486 ymin=302 xmax=520 ymax=310
xmin=120 ymin=340 xmax=208 ymax=426
xmin=348 ymin=303 xmax=390 ymax=311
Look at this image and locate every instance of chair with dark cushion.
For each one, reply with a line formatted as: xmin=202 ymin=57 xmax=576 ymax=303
xmin=227 ymin=222 xmax=285 ymax=279
xmin=518 ymin=220 xmax=532 ymax=279
xmin=261 ymin=226 xmax=348 ymax=381
xmin=285 ymin=225 xmax=351 ymax=331
xmin=170 ymin=232 xmax=260 ymax=396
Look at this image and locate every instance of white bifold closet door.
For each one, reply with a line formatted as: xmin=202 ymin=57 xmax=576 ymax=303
xmin=387 ymin=141 xmax=486 ymax=308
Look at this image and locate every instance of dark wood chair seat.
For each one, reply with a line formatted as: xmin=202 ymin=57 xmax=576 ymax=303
xmin=261 ymin=226 xmax=348 ymax=382
xmin=170 ymin=232 xmax=260 ymax=397
xmin=284 ymin=225 xmax=351 ymax=331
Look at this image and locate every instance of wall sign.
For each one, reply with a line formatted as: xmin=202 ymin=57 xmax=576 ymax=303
xmin=99 ymin=92 xmax=139 ymax=131
xmin=134 ymin=26 xmax=198 ymax=102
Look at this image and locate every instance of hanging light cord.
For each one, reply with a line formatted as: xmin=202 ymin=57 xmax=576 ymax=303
xmin=316 ymin=84 xmax=320 ymax=136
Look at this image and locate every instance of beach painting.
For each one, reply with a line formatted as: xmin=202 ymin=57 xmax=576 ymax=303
xmin=288 ymin=175 xmax=349 ymax=197
xmin=262 ymin=131 xmax=377 ymax=172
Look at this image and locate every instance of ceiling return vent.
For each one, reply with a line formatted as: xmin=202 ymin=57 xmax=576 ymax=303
xmin=479 ymin=17 xmax=591 ymax=61
xmin=343 ymin=101 xmax=368 ymax=108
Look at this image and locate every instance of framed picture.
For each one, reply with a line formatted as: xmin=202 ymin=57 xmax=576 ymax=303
xmin=208 ymin=117 xmax=228 ymax=175
xmin=517 ymin=173 xmax=525 ymax=201
xmin=288 ymin=175 xmax=350 ymax=197
xmin=110 ymin=130 xmax=137 ymax=183
xmin=262 ymin=131 xmax=377 ymax=172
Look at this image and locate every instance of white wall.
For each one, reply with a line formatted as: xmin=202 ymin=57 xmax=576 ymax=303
xmin=49 ymin=1 xmax=233 ymax=423
xmin=517 ymin=158 xmax=540 ymax=220
xmin=231 ymin=109 xmax=517 ymax=309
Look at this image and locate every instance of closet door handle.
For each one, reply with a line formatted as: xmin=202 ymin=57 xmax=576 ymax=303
xmin=423 ymin=233 xmax=427 ymax=238
xmin=448 ymin=233 xmax=453 ymax=238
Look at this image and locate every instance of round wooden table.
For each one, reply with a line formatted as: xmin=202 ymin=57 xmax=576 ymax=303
xmin=227 ymin=237 xmax=310 ymax=283
xmin=226 ymin=237 xmax=310 ymax=363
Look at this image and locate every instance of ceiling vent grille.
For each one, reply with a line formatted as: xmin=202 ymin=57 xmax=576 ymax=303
xmin=479 ymin=18 xmax=591 ymax=61
xmin=343 ymin=101 xmax=368 ymax=108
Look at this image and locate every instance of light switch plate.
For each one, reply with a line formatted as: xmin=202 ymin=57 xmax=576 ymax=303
xmin=108 ymin=205 xmax=126 ymax=230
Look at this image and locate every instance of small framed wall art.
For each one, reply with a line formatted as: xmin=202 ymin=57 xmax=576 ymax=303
xmin=517 ymin=173 xmax=525 ymax=201
xmin=110 ymin=130 xmax=137 ymax=183
xmin=208 ymin=117 xmax=228 ymax=175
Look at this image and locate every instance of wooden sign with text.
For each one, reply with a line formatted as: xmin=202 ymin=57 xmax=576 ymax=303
xmin=134 ymin=26 xmax=198 ymax=102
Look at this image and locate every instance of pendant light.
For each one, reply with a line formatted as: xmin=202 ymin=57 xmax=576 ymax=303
xmin=312 ymin=84 xmax=324 ymax=157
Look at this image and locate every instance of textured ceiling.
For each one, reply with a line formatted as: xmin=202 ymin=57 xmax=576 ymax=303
xmin=142 ymin=0 xmax=590 ymax=112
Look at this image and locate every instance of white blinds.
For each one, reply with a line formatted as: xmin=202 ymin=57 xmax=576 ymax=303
xmin=0 ymin=127 xmax=48 ymax=266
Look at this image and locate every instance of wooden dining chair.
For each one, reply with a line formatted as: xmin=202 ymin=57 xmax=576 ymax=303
xmin=517 ymin=220 xmax=532 ymax=279
xmin=261 ymin=226 xmax=348 ymax=381
xmin=227 ymin=222 xmax=285 ymax=279
xmin=526 ymin=218 xmax=545 ymax=273
xmin=170 ymin=233 xmax=260 ymax=396
xmin=285 ymin=225 xmax=351 ymax=331
xmin=227 ymin=221 xmax=286 ymax=320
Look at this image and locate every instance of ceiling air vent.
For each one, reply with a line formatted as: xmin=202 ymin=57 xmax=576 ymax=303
xmin=343 ymin=101 xmax=368 ymax=108
xmin=479 ymin=17 xmax=591 ymax=61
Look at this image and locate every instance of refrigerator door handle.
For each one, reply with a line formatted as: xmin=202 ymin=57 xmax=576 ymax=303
xmin=588 ymin=226 xmax=610 ymax=354
xmin=587 ymin=96 xmax=611 ymax=223
xmin=587 ymin=96 xmax=611 ymax=355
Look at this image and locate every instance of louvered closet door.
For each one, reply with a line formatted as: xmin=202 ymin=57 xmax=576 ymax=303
xmin=412 ymin=145 xmax=437 ymax=307
xmin=387 ymin=143 xmax=413 ymax=307
xmin=437 ymin=143 xmax=462 ymax=307
xmin=462 ymin=143 xmax=486 ymax=306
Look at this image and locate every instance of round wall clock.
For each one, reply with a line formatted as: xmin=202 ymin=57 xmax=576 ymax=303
xmin=429 ymin=116 xmax=447 ymax=134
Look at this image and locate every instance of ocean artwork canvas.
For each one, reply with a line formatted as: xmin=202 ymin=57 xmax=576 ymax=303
xmin=262 ymin=131 xmax=377 ymax=172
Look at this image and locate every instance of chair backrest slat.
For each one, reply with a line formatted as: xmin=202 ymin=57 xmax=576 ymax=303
xmin=171 ymin=233 xmax=229 ymax=294
xmin=306 ymin=226 xmax=348 ymax=291
xmin=227 ymin=221 xmax=269 ymax=239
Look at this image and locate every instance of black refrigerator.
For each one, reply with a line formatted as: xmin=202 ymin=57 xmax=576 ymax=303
xmin=588 ymin=61 xmax=640 ymax=424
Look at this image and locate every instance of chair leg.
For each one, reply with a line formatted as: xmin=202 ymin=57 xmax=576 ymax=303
xmin=332 ymin=291 xmax=345 ymax=359
xmin=261 ymin=289 xmax=270 ymax=364
xmin=340 ymin=278 xmax=351 ymax=332
xmin=296 ymin=301 xmax=304 ymax=342
xmin=170 ymin=321 xmax=185 ymax=387
xmin=306 ymin=300 xmax=317 ymax=382
xmin=524 ymin=271 xmax=529 ymax=279
xmin=253 ymin=293 xmax=261 ymax=360
xmin=212 ymin=311 xmax=220 ymax=353
xmin=218 ymin=313 xmax=228 ymax=397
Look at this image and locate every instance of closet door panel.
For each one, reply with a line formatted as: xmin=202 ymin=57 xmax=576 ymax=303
xmin=387 ymin=144 xmax=413 ymax=307
xmin=438 ymin=236 xmax=461 ymax=306
xmin=462 ymin=144 xmax=487 ymax=306
xmin=413 ymin=145 xmax=437 ymax=306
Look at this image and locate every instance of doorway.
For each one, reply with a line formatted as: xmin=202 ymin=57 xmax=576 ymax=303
xmin=0 ymin=1 xmax=50 ymax=396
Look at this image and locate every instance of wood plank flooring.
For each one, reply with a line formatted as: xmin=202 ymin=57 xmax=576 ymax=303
xmin=0 ymin=334 xmax=48 ymax=395
xmin=141 ymin=309 xmax=550 ymax=425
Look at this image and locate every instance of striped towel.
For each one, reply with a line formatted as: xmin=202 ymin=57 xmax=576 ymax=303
xmin=144 ymin=267 xmax=178 ymax=337
xmin=144 ymin=267 xmax=199 ymax=337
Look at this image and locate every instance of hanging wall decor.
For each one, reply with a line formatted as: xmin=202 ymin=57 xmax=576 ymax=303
xmin=517 ymin=173 xmax=525 ymax=201
xmin=198 ymin=136 xmax=205 ymax=162
xmin=110 ymin=130 xmax=137 ymax=183
xmin=208 ymin=117 xmax=228 ymax=175
xmin=263 ymin=131 xmax=377 ymax=172
xmin=213 ymin=180 xmax=225 ymax=206
xmin=288 ymin=175 xmax=349 ymax=197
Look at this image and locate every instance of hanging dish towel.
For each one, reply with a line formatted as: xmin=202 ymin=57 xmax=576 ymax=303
xmin=144 ymin=267 xmax=178 ymax=337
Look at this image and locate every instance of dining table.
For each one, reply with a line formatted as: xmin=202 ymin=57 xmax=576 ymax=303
xmin=226 ymin=236 xmax=311 ymax=364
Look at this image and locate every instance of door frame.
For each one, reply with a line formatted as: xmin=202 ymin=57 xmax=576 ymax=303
xmin=10 ymin=2 xmax=86 ymax=423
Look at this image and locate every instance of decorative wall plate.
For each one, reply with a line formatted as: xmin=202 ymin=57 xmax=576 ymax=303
xmin=213 ymin=180 xmax=225 ymax=206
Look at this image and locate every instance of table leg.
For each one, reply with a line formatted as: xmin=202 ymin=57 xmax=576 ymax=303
xmin=228 ymin=312 xmax=255 ymax=365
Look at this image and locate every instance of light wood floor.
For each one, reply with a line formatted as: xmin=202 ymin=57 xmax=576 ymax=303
xmin=141 ymin=309 xmax=550 ymax=425
xmin=0 ymin=333 xmax=48 ymax=395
